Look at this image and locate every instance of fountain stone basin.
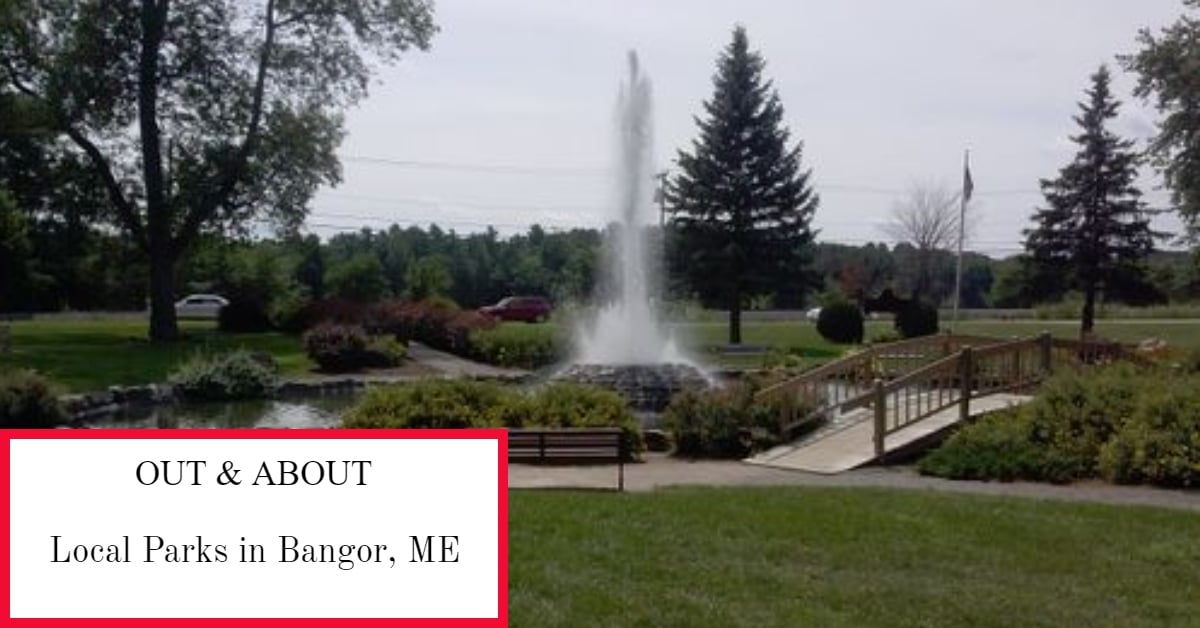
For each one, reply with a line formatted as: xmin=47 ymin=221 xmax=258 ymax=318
xmin=553 ymin=362 xmax=710 ymax=415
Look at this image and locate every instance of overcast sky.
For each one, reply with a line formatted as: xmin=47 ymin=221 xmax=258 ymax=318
xmin=307 ymin=0 xmax=1187 ymax=257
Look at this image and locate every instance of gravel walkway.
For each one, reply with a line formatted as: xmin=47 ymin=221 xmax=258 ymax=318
xmin=510 ymin=453 xmax=1200 ymax=512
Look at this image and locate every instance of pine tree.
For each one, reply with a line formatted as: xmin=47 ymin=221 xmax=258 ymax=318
xmin=1023 ymin=66 xmax=1158 ymax=337
xmin=667 ymin=26 xmax=819 ymax=344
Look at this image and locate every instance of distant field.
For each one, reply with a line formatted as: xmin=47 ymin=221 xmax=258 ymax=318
xmin=511 ymin=487 xmax=1200 ymax=627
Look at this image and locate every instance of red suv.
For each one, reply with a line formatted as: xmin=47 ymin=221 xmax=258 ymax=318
xmin=479 ymin=296 xmax=553 ymax=323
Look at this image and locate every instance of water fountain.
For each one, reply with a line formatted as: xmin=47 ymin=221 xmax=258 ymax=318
xmin=556 ymin=52 xmax=708 ymax=415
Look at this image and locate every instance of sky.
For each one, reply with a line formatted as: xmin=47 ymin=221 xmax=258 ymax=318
xmin=306 ymin=0 xmax=1188 ymax=258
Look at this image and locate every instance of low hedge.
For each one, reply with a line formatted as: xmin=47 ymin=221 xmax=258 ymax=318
xmin=919 ymin=366 xmax=1200 ymax=487
xmin=168 ymin=350 xmax=279 ymax=402
xmin=0 ymin=369 xmax=66 ymax=428
xmin=816 ymin=301 xmax=864 ymax=345
xmin=302 ymin=324 xmax=405 ymax=373
xmin=342 ymin=379 xmax=642 ymax=456
xmin=663 ymin=379 xmax=823 ymax=459
xmin=468 ymin=324 xmax=566 ymax=369
xmin=917 ymin=411 xmax=1079 ymax=483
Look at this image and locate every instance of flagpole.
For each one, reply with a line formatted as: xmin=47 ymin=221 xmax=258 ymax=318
xmin=951 ymin=149 xmax=969 ymax=333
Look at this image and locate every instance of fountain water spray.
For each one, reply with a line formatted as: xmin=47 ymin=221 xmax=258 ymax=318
xmin=575 ymin=51 xmax=686 ymax=365
xmin=560 ymin=51 xmax=708 ymax=416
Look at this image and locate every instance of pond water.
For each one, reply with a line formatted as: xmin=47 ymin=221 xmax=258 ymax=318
xmin=83 ymin=393 xmax=361 ymax=429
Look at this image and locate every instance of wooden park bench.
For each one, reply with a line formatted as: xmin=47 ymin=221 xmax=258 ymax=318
xmin=507 ymin=427 xmax=628 ymax=491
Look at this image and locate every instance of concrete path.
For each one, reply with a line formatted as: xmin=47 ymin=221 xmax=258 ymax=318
xmin=746 ymin=392 xmax=1032 ymax=474
xmin=404 ymin=342 xmax=531 ymax=380
xmin=509 ymin=454 xmax=1200 ymax=512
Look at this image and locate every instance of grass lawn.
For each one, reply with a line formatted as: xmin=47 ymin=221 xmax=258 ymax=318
xmin=0 ymin=318 xmax=312 ymax=392
xmin=670 ymin=317 xmax=1200 ymax=368
xmin=510 ymin=487 xmax=1200 ymax=627
xmin=3 ymin=314 xmax=1196 ymax=391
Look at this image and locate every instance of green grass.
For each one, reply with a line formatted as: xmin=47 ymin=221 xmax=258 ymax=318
xmin=0 ymin=318 xmax=312 ymax=392
xmin=510 ymin=487 xmax=1200 ymax=627
xmin=3 ymin=314 xmax=1196 ymax=391
xmin=954 ymin=319 xmax=1200 ymax=348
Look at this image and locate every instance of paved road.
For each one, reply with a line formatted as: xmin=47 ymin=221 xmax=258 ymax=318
xmin=510 ymin=453 xmax=1200 ymax=512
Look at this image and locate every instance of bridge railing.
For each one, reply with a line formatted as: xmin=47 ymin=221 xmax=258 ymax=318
xmin=868 ymin=336 xmax=1049 ymax=457
xmin=754 ymin=333 xmax=1012 ymax=439
xmin=754 ymin=331 xmax=1150 ymax=451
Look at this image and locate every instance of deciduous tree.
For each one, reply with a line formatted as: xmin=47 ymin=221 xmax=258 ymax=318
xmin=0 ymin=0 xmax=435 ymax=339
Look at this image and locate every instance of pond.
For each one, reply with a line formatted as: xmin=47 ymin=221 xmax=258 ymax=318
xmin=81 ymin=392 xmax=361 ymax=429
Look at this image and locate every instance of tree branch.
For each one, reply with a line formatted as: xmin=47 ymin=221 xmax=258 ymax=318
xmin=62 ymin=126 xmax=149 ymax=251
xmin=174 ymin=0 xmax=276 ymax=251
xmin=2 ymin=57 xmax=148 ymax=250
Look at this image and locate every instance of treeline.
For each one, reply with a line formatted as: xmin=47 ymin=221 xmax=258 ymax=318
xmin=5 ymin=204 xmax=1198 ymax=314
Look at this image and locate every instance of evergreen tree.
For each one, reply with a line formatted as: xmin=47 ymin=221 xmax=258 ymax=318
xmin=667 ymin=26 xmax=819 ymax=344
xmin=1023 ymin=66 xmax=1158 ymax=336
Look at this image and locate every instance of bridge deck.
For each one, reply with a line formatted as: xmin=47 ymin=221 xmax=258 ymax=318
xmin=747 ymin=392 xmax=1032 ymax=474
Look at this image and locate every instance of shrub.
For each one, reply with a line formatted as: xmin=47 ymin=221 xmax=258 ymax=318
xmin=524 ymin=382 xmax=644 ymax=454
xmin=816 ymin=301 xmax=864 ymax=344
xmin=663 ymin=382 xmax=822 ymax=459
xmin=918 ymin=366 xmax=1192 ymax=485
xmin=369 ymin=298 xmax=486 ymax=353
xmin=0 ymin=369 xmax=66 ymax=428
xmin=1022 ymin=366 xmax=1144 ymax=475
xmin=1182 ymin=348 xmax=1200 ymax=374
xmin=917 ymin=411 xmax=1078 ymax=483
xmin=343 ymin=379 xmax=512 ymax=429
xmin=1098 ymin=386 xmax=1200 ymax=487
xmin=168 ymin=350 xmax=278 ymax=402
xmin=280 ymin=297 xmax=369 ymax=333
xmin=303 ymin=324 xmax=402 ymax=372
xmin=218 ymin=299 xmax=273 ymax=333
xmin=468 ymin=324 xmax=566 ymax=369
xmin=342 ymin=379 xmax=643 ymax=457
xmin=895 ymin=299 xmax=939 ymax=338
xmin=304 ymin=324 xmax=369 ymax=372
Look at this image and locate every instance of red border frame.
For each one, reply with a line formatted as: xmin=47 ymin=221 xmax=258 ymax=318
xmin=0 ymin=429 xmax=509 ymax=627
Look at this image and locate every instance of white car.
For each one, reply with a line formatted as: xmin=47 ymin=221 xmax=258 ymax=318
xmin=174 ymin=294 xmax=229 ymax=319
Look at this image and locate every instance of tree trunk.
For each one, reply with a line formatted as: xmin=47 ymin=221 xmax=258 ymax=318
xmin=1080 ymin=279 xmax=1097 ymax=338
xmin=148 ymin=248 xmax=179 ymax=341
xmin=729 ymin=290 xmax=742 ymax=345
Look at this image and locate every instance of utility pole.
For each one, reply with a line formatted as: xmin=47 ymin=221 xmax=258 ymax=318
xmin=952 ymin=149 xmax=973 ymax=332
xmin=654 ymin=170 xmax=669 ymax=227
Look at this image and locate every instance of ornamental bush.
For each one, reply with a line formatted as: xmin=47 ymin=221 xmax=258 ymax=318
xmin=919 ymin=366 xmax=1200 ymax=487
xmin=663 ymin=381 xmax=822 ymax=459
xmin=303 ymin=323 xmax=403 ymax=372
xmin=168 ymin=350 xmax=278 ymax=402
xmin=468 ymin=324 xmax=566 ymax=369
xmin=1098 ymin=386 xmax=1200 ymax=487
xmin=0 ymin=369 xmax=66 ymax=428
xmin=816 ymin=301 xmax=864 ymax=344
xmin=342 ymin=379 xmax=643 ymax=457
xmin=895 ymin=299 xmax=939 ymax=338
xmin=218 ymin=299 xmax=274 ymax=333
xmin=916 ymin=411 xmax=1078 ymax=483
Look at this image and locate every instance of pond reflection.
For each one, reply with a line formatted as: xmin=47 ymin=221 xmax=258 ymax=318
xmin=85 ymin=393 xmax=360 ymax=429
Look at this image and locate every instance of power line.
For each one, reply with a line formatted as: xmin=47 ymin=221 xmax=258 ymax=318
xmin=338 ymin=154 xmax=608 ymax=177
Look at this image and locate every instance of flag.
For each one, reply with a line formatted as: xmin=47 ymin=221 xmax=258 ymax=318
xmin=962 ymin=153 xmax=974 ymax=203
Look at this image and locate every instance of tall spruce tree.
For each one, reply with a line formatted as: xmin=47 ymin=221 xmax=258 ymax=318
xmin=667 ymin=26 xmax=818 ymax=344
xmin=1023 ymin=66 xmax=1158 ymax=336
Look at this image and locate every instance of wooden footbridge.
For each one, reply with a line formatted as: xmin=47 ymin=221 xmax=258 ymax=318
xmin=747 ymin=333 xmax=1150 ymax=473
